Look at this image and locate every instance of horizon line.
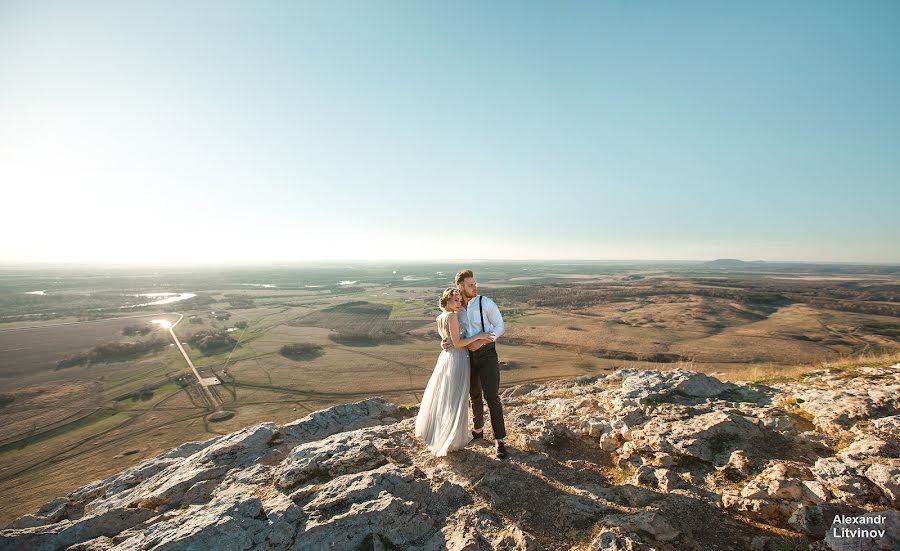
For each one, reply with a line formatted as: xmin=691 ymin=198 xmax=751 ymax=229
xmin=1 ymin=258 xmax=899 ymax=268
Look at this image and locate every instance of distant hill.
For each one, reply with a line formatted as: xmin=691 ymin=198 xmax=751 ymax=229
xmin=699 ymin=259 xmax=900 ymax=275
xmin=703 ymin=258 xmax=767 ymax=269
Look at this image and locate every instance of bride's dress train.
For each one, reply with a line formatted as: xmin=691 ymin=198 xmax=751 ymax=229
xmin=415 ymin=312 xmax=470 ymax=457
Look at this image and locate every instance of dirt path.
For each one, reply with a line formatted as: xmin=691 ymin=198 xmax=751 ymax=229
xmin=165 ymin=314 xmax=220 ymax=410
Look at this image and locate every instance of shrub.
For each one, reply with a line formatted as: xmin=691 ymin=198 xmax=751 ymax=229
xmin=280 ymin=343 xmax=324 ymax=361
xmin=122 ymin=325 xmax=152 ymax=336
xmin=188 ymin=330 xmax=237 ymax=355
xmin=129 ymin=386 xmax=154 ymax=401
xmin=324 ymin=301 xmax=392 ymax=315
xmin=226 ymin=297 xmax=255 ymax=309
xmin=57 ymin=339 xmax=169 ymax=369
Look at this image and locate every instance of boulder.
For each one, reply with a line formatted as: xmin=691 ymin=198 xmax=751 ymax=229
xmin=618 ymin=369 xmax=736 ymax=405
xmin=811 ymin=458 xmax=876 ymax=505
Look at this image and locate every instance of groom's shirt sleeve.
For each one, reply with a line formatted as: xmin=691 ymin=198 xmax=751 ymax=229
xmin=484 ymin=297 xmax=505 ymax=341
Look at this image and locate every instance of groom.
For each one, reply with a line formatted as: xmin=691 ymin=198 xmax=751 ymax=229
xmin=443 ymin=269 xmax=507 ymax=460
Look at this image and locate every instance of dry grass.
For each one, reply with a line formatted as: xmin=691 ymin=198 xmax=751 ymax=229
xmin=711 ymin=362 xmax=813 ymax=384
xmin=778 ymin=397 xmax=816 ymax=423
xmin=506 ymin=301 xmax=898 ymax=383
xmin=725 ymin=351 xmax=900 ymax=385
xmin=814 ymin=350 xmax=900 ymax=371
xmin=609 ymin=465 xmax=635 ymax=484
xmin=830 ymin=433 xmax=856 ymax=452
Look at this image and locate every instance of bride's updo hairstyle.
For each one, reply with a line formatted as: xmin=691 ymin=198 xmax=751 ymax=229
xmin=439 ymin=287 xmax=460 ymax=311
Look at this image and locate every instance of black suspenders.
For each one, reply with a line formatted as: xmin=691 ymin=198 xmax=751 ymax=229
xmin=474 ymin=296 xmax=494 ymax=355
xmin=479 ymin=296 xmax=486 ymax=332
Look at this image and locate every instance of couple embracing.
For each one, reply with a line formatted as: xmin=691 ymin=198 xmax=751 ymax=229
xmin=414 ymin=269 xmax=508 ymax=460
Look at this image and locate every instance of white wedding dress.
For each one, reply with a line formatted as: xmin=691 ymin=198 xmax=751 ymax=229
xmin=415 ymin=311 xmax=470 ymax=457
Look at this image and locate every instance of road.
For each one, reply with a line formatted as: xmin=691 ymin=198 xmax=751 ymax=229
xmin=166 ymin=314 xmax=221 ymax=410
xmin=1 ymin=312 xmax=223 ymax=410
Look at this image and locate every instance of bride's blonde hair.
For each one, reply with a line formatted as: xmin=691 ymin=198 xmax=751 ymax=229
xmin=439 ymin=287 xmax=460 ymax=311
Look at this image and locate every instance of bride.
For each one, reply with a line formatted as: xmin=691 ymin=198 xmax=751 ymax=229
xmin=415 ymin=287 xmax=493 ymax=457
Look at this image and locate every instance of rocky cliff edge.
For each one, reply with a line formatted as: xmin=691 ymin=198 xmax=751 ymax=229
xmin=2 ymin=363 xmax=899 ymax=551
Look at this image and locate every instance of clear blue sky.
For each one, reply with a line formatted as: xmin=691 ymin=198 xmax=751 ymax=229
xmin=1 ymin=1 xmax=898 ymax=263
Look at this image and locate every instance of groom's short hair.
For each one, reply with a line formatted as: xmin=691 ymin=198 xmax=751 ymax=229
xmin=455 ymin=269 xmax=474 ymax=286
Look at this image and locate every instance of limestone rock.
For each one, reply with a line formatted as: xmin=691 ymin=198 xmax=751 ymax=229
xmin=602 ymin=510 xmax=680 ymax=542
xmin=786 ymin=382 xmax=900 ymax=435
xmin=503 ymin=383 xmax=540 ymax=398
xmin=720 ymin=449 xmax=752 ymax=476
xmin=621 ymin=410 xmax=762 ymax=464
xmin=590 ymin=526 xmax=662 ymax=551
xmin=739 ymin=462 xmax=808 ymax=501
xmin=632 ymin=466 xmax=684 ymax=493
xmin=618 ymin=368 xmax=736 ymax=405
xmin=112 ymin=491 xmax=267 ymax=551
xmin=724 ymin=461 xmax=828 ymax=523
xmin=0 ymin=508 xmax=156 ymax=551
xmin=863 ymin=462 xmax=900 ymax=506
xmin=275 ymin=426 xmax=388 ymax=490
xmin=279 ymin=397 xmax=399 ymax=443
xmin=871 ymin=415 xmax=900 ymax=438
xmin=520 ymin=419 xmax=575 ymax=450
xmin=837 ymin=436 xmax=900 ymax=462
xmin=294 ymin=464 xmax=469 ymax=550
xmin=811 ymin=457 xmax=877 ymax=505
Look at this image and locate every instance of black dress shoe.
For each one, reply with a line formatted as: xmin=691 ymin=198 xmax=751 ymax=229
xmin=496 ymin=440 xmax=507 ymax=460
xmin=469 ymin=430 xmax=484 ymax=444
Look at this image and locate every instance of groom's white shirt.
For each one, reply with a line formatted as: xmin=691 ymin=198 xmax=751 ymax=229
xmin=459 ymin=295 xmax=505 ymax=341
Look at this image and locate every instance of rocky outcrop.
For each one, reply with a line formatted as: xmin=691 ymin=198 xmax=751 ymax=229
xmin=2 ymin=364 xmax=899 ymax=551
xmin=777 ymin=366 xmax=900 ymax=436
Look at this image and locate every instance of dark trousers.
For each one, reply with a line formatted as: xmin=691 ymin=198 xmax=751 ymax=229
xmin=469 ymin=344 xmax=506 ymax=440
